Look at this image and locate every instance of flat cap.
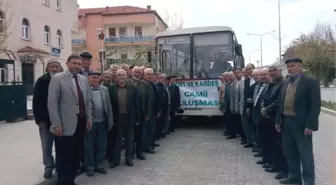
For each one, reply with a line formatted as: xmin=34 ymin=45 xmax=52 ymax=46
xmin=88 ymin=71 xmax=101 ymax=76
xmin=80 ymin=52 xmax=93 ymax=59
xmin=285 ymin=58 xmax=302 ymax=64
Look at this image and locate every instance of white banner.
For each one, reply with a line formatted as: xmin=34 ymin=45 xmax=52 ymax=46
xmin=176 ymin=79 xmax=221 ymax=108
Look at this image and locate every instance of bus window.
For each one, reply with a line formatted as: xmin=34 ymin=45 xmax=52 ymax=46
xmin=156 ymin=36 xmax=190 ymax=78
xmin=193 ymin=32 xmax=234 ymax=78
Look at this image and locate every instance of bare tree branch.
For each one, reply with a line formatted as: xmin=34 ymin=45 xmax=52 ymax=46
xmin=162 ymin=9 xmax=184 ymax=30
xmin=0 ymin=0 xmax=13 ymax=49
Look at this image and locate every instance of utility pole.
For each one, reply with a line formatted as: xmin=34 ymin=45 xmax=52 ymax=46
xmin=246 ymin=30 xmax=275 ymax=67
xmin=278 ymin=0 xmax=282 ymax=65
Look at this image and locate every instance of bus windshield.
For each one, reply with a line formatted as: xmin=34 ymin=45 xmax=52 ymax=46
xmin=193 ymin=32 xmax=233 ymax=78
xmin=157 ymin=35 xmax=191 ymax=78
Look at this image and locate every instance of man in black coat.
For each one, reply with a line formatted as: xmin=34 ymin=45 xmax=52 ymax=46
xmin=168 ymin=75 xmax=181 ymax=132
xmin=32 ymin=59 xmax=62 ymax=179
xmin=79 ymin=52 xmax=92 ymax=77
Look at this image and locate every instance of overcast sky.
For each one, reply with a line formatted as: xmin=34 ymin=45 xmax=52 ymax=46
xmin=78 ymin=0 xmax=335 ymax=66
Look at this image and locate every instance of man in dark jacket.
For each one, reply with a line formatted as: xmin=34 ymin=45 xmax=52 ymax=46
xmin=276 ymin=58 xmax=320 ymax=185
xmin=156 ymin=73 xmax=169 ymax=139
xmin=32 ymin=59 xmax=62 ymax=179
xmin=143 ymin=68 xmax=160 ymax=153
xmin=168 ymin=75 xmax=181 ymax=132
xmin=79 ymin=52 xmax=92 ymax=77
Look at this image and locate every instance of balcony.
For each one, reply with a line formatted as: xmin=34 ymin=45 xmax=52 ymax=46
xmin=72 ymin=39 xmax=86 ymax=46
xmin=104 ymin=36 xmax=155 ymax=44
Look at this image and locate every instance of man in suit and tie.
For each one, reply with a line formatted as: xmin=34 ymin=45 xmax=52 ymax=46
xmin=275 ymin=58 xmax=320 ymax=185
xmin=33 ymin=59 xmax=62 ymax=179
xmin=231 ymin=68 xmax=246 ymax=144
xmin=48 ymin=55 xmax=93 ymax=185
xmin=168 ymin=75 xmax=181 ymax=133
xmin=242 ymin=63 xmax=256 ymax=148
xmin=130 ymin=66 xmax=153 ymax=160
xmin=84 ymin=71 xmax=113 ymax=177
xmin=108 ymin=69 xmax=140 ymax=168
xmin=225 ymin=72 xmax=236 ymax=139
xmin=79 ymin=52 xmax=93 ymax=77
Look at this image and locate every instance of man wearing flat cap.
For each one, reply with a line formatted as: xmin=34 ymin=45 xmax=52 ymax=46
xmin=33 ymin=59 xmax=62 ymax=179
xmin=84 ymin=71 xmax=113 ymax=177
xmin=275 ymin=58 xmax=320 ymax=185
xmin=79 ymin=52 xmax=93 ymax=77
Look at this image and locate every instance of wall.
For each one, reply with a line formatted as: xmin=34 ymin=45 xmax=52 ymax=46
xmin=0 ymin=0 xmax=78 ymax=82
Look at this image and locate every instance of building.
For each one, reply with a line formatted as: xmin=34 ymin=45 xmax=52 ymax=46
xmin=72 ymin=5 xmax=168 ymax=70
xmin=0 ymin=0 xmax=78 ymax=95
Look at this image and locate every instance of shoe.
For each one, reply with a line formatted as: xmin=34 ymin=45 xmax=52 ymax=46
xmin=145 ymin=148 xmax=155 ymax=154
xmin=256 ymin=159 xmax=267 ymax=165
xmin=126 ymin=160 xmax=134 ymax=166
xmin=153 ymin=143 xmax=160 ymax=147
xmin=86 ymin=170 xmax=94 ymax=177
xmin=279 ymin=177 xmax=302 ymax=184
xmin=95 ymin=168 xmax=107 ymax=174
xmin=226 ymin=136 xmax=236 ymax=139
xmin=240 ymin=140 xmax=247 ymax=145
xmin=43 ymin=171 xmax=53 ymax=179
xmin=265 ymin=167 xmax=279 ymax=173
xmin=109 ymin=163 xmax=119 ymax=168
xmin=254 ymin=153 xmax=262 ymax=157
xmin=244 ymin=143 xmax=253 ymax=148
xmin=136 ymin=153 xmax=146 ymax=160
xmin=275 ymin=172 xmax=288 ymax=180
xmin=262 ymin=163 xmax=272 ymax=168
xmin=252 ymin=147 xmax=259 ymax=153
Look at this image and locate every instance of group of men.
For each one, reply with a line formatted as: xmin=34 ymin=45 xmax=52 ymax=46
xmin=32 ymin=52 xmax=181 ymax=185
xmin=219 ymin=58 xmax=321 ymax=185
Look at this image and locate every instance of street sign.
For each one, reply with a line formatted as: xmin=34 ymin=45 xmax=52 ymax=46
xmin=51 ymin=47 xmax=61 ymax=57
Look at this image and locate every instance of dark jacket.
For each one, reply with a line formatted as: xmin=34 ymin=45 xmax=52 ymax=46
xmin=148 ymin=81 xmax=161 ymax=116
xmin=252 ymin=83 xmax=267 ymax=124
xmin=32 ymin=73 xmax=52 ymax=126
xmin=261 ymin=77 xmax=284 ymax=119
xmin=243 ymin=77 xmax=255 ymax=110
xmin=276 ymin=74 xmax=321 ymax=131
xmin=108 ymin=83 xmax=140 ymax=128
xmin=157 ymin=82 xmax=169 ymax=109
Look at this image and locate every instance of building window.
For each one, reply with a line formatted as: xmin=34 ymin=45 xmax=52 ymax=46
xmin=0 ymin=11 xmax=4 ymax=34
xmin=0 ymin=68 xmax=7 ymax=83
xmin=119 ymin=27 xmax=127 ymax=37
xmin=42 ymin=0 xmax=50 ymax=6
xmin=135 ymin=27 xmax=142 ymax=36
xmin=22 ymin=18 xmax=30 ymax=40
xmin=56 ymin=0 xmax=61 ymax=11
xmin=108 ymin=28 xmax=116 ymax=37
xmin=56 ymin=29 xmax=62 ymax=47
xmin=121 ymin=54 xmax=127 ymax=60
xmin=44 ymin=25 xmax=50 ymax=44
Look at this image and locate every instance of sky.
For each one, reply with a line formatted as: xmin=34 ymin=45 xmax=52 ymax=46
xmin=78 ymin=0 xmax=336 ymax=66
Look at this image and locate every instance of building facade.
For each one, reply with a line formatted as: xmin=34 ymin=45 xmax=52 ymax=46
xmin=0 ymin=0 xmax=78 ymax=95
xmin=72 ymin=5 xmax=168 ymax=70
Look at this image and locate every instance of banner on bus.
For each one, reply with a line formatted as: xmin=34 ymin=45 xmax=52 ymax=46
xmin=176 ymin=79 xmax=221 ymax=108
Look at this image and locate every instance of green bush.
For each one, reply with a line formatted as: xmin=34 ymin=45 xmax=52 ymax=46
xmin=321 ymin=100 xmax=336 ymax=111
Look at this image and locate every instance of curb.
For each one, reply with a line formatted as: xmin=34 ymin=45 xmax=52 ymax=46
xmin=321 ymin=107 xmax=336 ymax=116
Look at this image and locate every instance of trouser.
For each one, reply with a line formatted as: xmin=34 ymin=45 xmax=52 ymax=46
xmin=274 ymin=129 xmax=288 ymax=172
xmin=235 ymin=114 xmax=246 ymax=141
xmin=109 ymin=114 xmax=134 ymax=164
xmin=134 ymin=120 xmax=146 ymax=155
xmin=253 ymin=123 xmax=261 ymax=148
xmin=39 ymin=123 xmax=55 ymax=173
xmin=282 ymin=116 xmax=315 ymax=185
xmin=155 ymin=112 xmax=165 ymax=139
xmin=55 ymin=117 xmax=86 ymax=185
xmin=163 ymin=105 xmax=171 ymax=133
xmin=145 ymin=116 xmax=156 ymax=149
xmin=258 ymin=117 xmax=275 ymax=163
xmin=227 ymin=112 xmax=237 ymax=137
xmin=84 ymin=121 xmax=108 ymax=170
xmin=241 ymin=111 xmax=253 ymax=144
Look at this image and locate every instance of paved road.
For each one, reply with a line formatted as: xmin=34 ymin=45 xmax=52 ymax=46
xmin=0 ymin=114 xmax=334 ymax=185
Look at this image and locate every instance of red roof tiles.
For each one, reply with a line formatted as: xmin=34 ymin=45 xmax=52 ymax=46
xmin=17 ymin=46 xmax=49 ymax=55
xmin=78 ymin=6 xmax=153 ymax=16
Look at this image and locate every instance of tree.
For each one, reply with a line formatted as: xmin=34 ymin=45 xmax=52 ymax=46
xmin=283 ymin=23 xmax=336 ymax=87
xmin=162 ymin=10 xmax=184 ymax=30
xmin=0 ymin=0 xmax=13 ymax=50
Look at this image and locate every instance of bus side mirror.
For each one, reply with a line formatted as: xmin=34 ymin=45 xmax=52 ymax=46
xmin=236 ymin=44 xmax=242 ymax=56
xmin=147 ymin=51 xmax=152 ymax=63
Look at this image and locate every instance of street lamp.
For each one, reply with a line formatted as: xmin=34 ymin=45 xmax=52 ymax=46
xmin=248 ymin=49 xmax=259 ymax=63
xmin=246 ymin=30 xmax=276 ymax=66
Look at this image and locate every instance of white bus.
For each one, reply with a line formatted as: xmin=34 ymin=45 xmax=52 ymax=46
xmin=154 ymin=26 xmax=245 ymax=116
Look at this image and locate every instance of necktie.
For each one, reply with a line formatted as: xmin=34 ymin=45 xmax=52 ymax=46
xmin=74 ymin=75 xmax=86 ymax=119
xmin=254 ymin=84 xmax=266 ymax=107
